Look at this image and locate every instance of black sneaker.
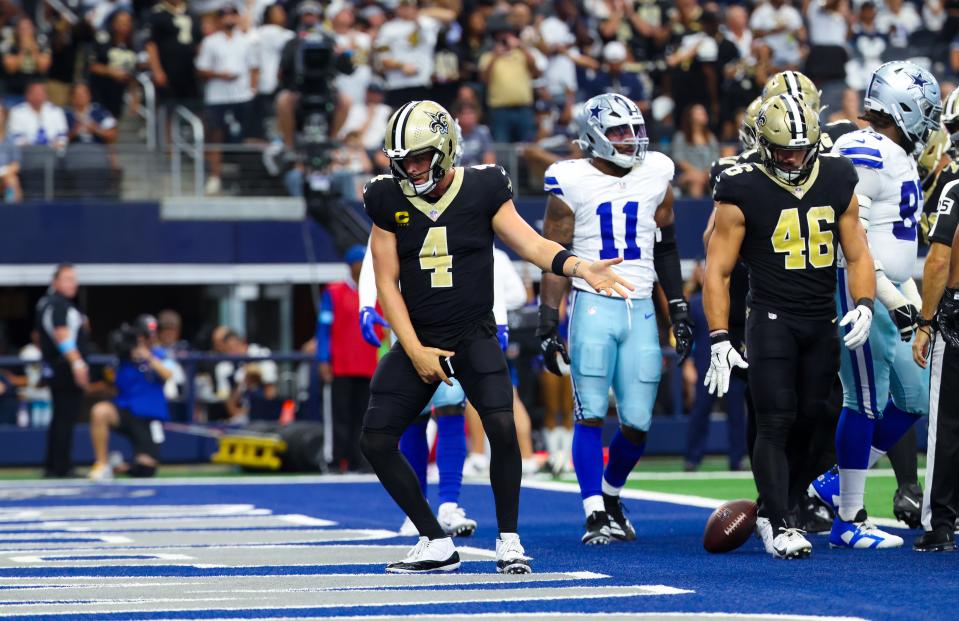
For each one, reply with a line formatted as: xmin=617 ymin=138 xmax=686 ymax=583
xmin=386 ymin=537 xmax=461 ymax=573
xmin=582 ymin=510 xmax=611 ymax=545
xmin=603 ymin=493 xmax=637 ymax=541
xmin=913 ymin=529 xmax=956 ymax=552
xmin=800 ymin=494 xmax=834 ymax=533
xmin=893 ymin=483 xmax=923 ymax=529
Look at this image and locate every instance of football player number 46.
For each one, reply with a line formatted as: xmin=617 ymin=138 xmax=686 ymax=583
xmin=771 ymin=207 xmax=835 ymax=270
xmin=420 ymin=227 xmax=453 ymax=287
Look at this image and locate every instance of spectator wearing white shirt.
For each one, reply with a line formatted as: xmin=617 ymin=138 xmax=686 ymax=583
xmin=805 ymin=0 xmax=852 ymax=105
xmin=876 ymin=0 xmax=923 ymax=48
xmin=329 ymin=1 xmax=372 ymax=109
xmin=250 ymin=3 xmax=294 ymax=140
xmin=722 ymin=5 xmax=753 ymax=60
xmin=336 ymin=81 xmax=392 ymax=166
xmin=8 ymin=82 xmax=67 ymax=149
xmin=195 ymin=4 xmax=259 ymax=195
xmin=373 ymin=0 xmax=455 ymax=108
xmin=749 ymin=0 xmax=805 ymax=70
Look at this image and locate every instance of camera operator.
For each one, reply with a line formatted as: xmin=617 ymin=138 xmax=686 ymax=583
xmin=87 ymin=314 xmax=174 ymax=481
xmin=271 ymin=0 xmax=352 ymax=168
xmin=36 ymin=263 xmax=90 ymax=478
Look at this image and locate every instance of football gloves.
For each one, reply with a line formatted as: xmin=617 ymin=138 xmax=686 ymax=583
xmin=839 ymin=303 xmax=873 ymax=350
xmin=704 ymin=334 xmax=748 ymax=398
xmin=669 ymin=299 xmax=694 ymax=365
xmin=537 ymin=304 xmax=570 ymax=376
xmin=889 ymin=302 xmax=920 ymax=342
xmin=359 ymin=306 xmax=389 ymax=348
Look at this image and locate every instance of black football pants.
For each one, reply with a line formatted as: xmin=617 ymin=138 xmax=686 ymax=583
xmin=922 ymin=335 xmax=959 ymax=533
xmin=746 ymin=309 xmax=840 ymax=530
xmin=46 ymin=389 xmax=83 ymax=477
xmin=361 ymin=336 xmax=518 ymax=539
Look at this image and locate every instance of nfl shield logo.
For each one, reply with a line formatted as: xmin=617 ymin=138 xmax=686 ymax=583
xmin=429 ymin=209 xmax=440 ymax=220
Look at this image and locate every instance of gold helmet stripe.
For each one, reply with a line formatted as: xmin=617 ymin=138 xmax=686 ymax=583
xmin=392 ymin=101 xmax=418 ymax=151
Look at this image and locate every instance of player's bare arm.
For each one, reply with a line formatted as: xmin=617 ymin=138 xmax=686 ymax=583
xmin=492 ymin=199 xmax=635 ymax=299
xmin=537 ymin=194 xmax=575 ymax=375
xmin=703 ymin=202 xmax=745 ymax=333
xmin=539 ymin=194 xmax=574 ymax=309
xmin=653 ymin=188 xmax=694 ymax=363
xmin=915 ymin=240 xmax=951 ymax=366
xmin=837 ymin=195 xmax=877 ymax=306
xmin=370 ymin=223 xmax=455 ymax=386
xmin=702 ymin=202 xmax=747 ymax=397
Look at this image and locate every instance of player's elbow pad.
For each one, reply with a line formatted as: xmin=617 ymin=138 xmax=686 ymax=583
xmin=654 ymin=224 xmax=683 ymax=300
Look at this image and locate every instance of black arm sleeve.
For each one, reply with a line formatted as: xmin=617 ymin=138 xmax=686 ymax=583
xmin=654 ymin=223 xmax=684 ymax=302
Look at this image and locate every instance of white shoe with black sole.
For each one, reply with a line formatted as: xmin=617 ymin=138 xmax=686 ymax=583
xmin=438 ymin=502 xmax=477 ymax=537
xmin=771 ymin=527 xmax=812 ymax=559
xmin=496 ymin=533 xmax=532 ymax=574
xmin=386 ymin=537 xmax=460 ymax=573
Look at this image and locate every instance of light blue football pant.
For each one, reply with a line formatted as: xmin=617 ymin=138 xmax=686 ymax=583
xmin=836 ymin=268 xmax=930 ymax=419
xmin=568 ymin=290 xmax=661 ymax=432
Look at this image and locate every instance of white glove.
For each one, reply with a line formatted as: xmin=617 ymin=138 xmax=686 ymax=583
xmin=840 ymin=303 xmax=873 ymax=350
xmin=704 ymin=335 xmax=748 ymax=398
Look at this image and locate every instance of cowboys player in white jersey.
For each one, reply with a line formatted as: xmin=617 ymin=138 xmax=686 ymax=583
xmin=808 ymin=61 xmax=941 ymax=549
xmin=537 ymin=93 xmax=693 ymax=544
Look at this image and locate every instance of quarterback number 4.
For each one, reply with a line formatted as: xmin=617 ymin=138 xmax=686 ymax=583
xmin=420 ymin=226 xmax=453 ymax=288
xmin=597 ymin=201 xmax=642 ymax=260
xmin=771 ymin=207 xmax=835 ymax=270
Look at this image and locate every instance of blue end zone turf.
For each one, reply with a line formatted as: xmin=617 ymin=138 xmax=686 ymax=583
xmin=0 ymin=478 xmax=954 ymax=620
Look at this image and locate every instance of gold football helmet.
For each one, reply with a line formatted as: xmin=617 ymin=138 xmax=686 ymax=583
xmin=756 ymin=94 xmax=821 ymax=185
xmin=943 ymin=88 xmax=959 ymax=156
xmin=383 ymin=100 xmax=459 ymax=196
xmin=762 ymin=71 xmax=822 ymax=114
xmin=739 ymin=96 xmax=764 ymax=150
xmin=918 ymin=126 xmax=950 ymax=190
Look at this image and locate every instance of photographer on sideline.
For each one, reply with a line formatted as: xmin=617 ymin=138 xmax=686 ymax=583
xmin=87 ymin=315 xmax=174 ymax=481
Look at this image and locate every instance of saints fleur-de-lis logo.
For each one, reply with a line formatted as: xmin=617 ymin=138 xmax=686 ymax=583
xmin=426 ymin=110 xmax=449 ymax=135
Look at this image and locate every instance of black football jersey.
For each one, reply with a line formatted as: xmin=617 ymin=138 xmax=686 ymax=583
xmin=364 ymin=165 xmax=513 ymax=348
xmin=928 ymin=161 xmax=959 ymax=247
xmin=147 ymin=3 xmax=200 ymax=73
xmin=713 ymin=154 xmax=859 ymax=320
xmin=822 ymin=120 xmax=859 ymax=153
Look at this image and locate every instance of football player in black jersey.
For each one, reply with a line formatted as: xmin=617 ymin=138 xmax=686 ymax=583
xmin=362 ymin=100 xmax=633 ymax=574
xmin=704 ymin=94 xmax=876 ymax=559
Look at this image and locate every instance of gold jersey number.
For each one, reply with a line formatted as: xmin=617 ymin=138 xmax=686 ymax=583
xmin=771 ymin=206 xmax=835 ymax=270
xmin=420 ymin=227 xmax=452 ymax=287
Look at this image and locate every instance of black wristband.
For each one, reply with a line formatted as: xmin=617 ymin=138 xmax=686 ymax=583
xmin=709 ymin=330 xmax=729 ymax=345
xmin=855 ymin=298 xmax=875 ymax=313
xmin=918 ymin=316 xmax=935 ymax=328
xmin=551 ymin=250 xmax=575 ymax=276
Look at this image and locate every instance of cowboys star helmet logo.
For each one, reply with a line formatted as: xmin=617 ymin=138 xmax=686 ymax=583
xmin=426 ymin=110 xmax=450 ymax=135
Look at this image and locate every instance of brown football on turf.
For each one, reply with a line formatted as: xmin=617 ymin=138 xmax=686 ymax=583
xmin=703 ymin=499 xmax=758 ymax=553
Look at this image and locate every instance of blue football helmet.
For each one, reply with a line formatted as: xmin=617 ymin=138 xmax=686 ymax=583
xmin=864 ymin=61 xmax=942 ymax=156
xmin=575 ymin=93 xmax=648 ymax=169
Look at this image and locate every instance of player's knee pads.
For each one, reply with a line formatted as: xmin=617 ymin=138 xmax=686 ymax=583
xmin=128 ymin=462 xmax=156 ymax=478
xmin=572 ymin=341 xmax=614 ymax=420
xmin=478 ymin=409 xmax=518 ymax=450
xmin=359 ymin=429 xmax=401 ymax=464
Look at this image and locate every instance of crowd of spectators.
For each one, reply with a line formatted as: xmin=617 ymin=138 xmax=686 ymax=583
xmin=0 ymin=0 xmax=955 ymax=199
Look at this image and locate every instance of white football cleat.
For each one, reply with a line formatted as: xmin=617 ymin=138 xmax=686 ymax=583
xmin=437 ymin=502 xmax=477 ymax=537
xmin=755 ymin=516 xmax=775 ymax=555
xmin=386 ymin=536 xmax=460 ymax=573
xmin=771 ymin=527 xmax=812 ymax=559
xmin=496 ymin=533 xmax=532 ymax=574
xmin=829 ymin=510 xmax=904 ymax=549
xmin=87 ymin=462 xmax=113 ymax=482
